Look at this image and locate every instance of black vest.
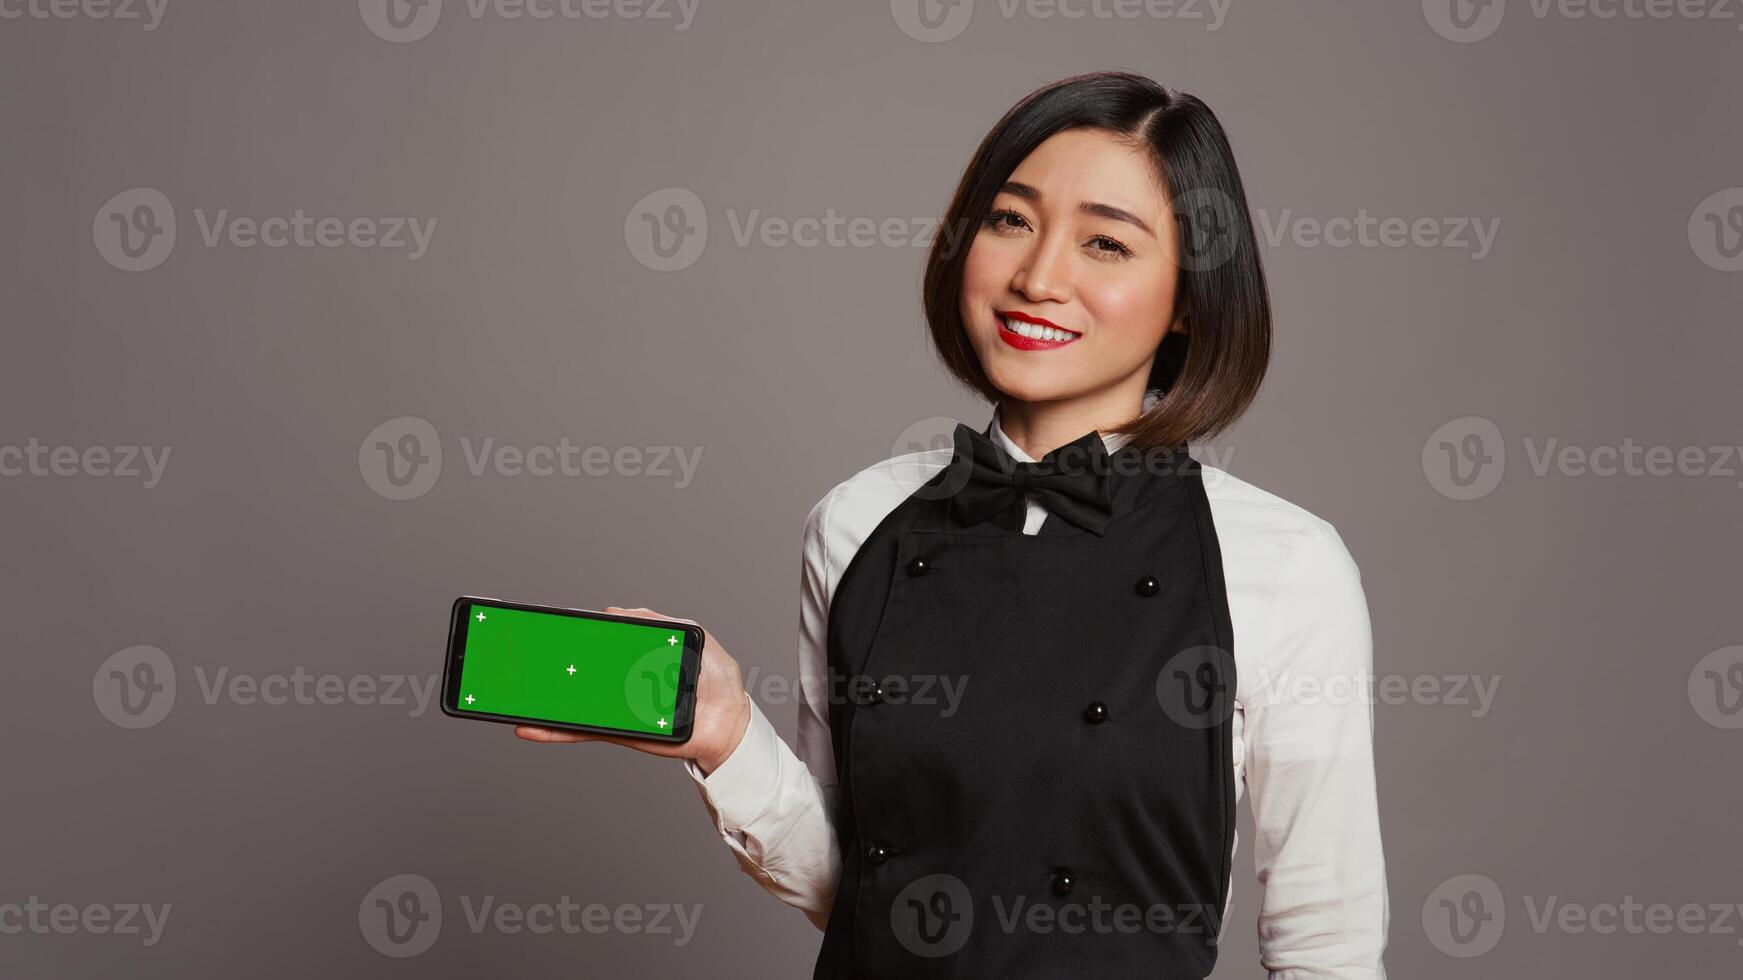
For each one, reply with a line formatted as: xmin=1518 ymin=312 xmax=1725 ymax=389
xmin=813 ymin=426 xmax=1238 ymax=978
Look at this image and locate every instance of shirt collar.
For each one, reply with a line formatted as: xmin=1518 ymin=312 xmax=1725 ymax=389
xmin=987 ymin=388 xmax=1161 ymax=463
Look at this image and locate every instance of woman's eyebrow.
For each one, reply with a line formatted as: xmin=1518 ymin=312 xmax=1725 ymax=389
xmin=1000 ymin=180 xmax=1155 ymax=237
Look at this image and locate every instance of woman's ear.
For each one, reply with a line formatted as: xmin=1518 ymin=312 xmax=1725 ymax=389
xmin=1170 ymin=313 xmax=1190 ymax=336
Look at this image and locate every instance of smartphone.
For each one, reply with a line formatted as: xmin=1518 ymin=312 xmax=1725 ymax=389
xmin=441 ymin=596 xmax=702 ymax=743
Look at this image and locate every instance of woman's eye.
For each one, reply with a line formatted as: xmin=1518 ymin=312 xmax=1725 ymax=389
xmin=1089 ymin=235 xmax=1134 ymax=259
xmin=980 ymin=210 xmax=1133 ymax=259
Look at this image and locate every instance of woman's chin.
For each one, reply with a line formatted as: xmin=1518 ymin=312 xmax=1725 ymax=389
xmin=982 ymin=364 xmax=1086 ymax=405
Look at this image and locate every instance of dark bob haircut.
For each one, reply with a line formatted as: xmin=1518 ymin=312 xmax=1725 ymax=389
xmin=922 ymin=70 xmax=1271 ymax=452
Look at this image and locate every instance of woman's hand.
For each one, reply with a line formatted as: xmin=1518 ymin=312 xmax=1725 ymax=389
xmin=513 ymin=606 xmax=754 ymax=776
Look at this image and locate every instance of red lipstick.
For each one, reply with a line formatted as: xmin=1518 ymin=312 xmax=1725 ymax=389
xmin=995 ymin=310 xmax=1082 ymax=351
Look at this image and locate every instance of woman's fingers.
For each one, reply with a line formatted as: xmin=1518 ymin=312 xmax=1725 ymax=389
xmin=514 ymin=725 xmax=592 ymax=743
xmin=602 ymin=605 xmax=701 ymax=629
xmin=514 ymin=725 xmax=651 ymax=753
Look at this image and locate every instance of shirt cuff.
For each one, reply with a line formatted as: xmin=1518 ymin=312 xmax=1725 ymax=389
xmin=683 ymin=698 xmax=783 ymax=834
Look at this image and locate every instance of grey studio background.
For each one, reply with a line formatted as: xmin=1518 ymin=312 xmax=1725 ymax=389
xmin=2 ymin=1 xmax=1740 ymax=977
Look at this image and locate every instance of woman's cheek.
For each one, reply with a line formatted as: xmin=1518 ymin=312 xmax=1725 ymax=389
xmin=960 ymin=250 xmax=1002 ymax=316
xmin=1083 ymin=284 xmax=1172 ymax=353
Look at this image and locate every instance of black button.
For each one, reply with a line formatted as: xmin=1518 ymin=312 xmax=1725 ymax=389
xmin=868 ymin=683 xmax=885 ymax=704
xmin=1083 ymin=701 xmax=1107 ymax=724
xmin=906 ymin=556 xmax=930 ymax=577
xmin=1135 ymin=574 xmax=1159 ymax=597
xmin=1052 ymin=870 xmax=1075 ymax=896
xmin=866 ymin=842 xmax=890 ymax=865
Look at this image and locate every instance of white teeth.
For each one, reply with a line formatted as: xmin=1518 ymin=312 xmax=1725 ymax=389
xmin=1000 ymin=316 xmax=1078 ymax=342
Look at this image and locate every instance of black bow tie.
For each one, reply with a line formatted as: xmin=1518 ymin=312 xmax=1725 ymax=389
xmin=946 ymin=422 xmax=1116 ymax=535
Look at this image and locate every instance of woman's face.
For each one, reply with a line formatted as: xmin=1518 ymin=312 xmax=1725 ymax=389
xmin=959 ymin=127 xmax=1184 ymax=406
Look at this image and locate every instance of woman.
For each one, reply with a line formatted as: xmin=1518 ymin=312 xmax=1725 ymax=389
xmin=518 ymin=70 xmax=1389 ymax=978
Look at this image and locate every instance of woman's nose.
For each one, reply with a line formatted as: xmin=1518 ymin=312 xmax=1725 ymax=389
xmin=1011 ymin=235 xmax=1074 ymax=303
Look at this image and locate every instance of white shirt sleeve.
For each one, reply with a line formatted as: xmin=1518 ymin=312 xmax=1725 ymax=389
xmin=1243 ymin=520 xmax=1390 ymax=978
xmin=681 ymin=489 xmax=842 ymax=931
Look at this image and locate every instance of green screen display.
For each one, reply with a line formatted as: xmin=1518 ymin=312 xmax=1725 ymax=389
xmin=455 ymin=604 xmax=687 ymax=735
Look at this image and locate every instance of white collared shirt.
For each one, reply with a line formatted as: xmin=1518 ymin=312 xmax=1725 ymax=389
xmin=683 ymin=406 xmax=1390 ymax=978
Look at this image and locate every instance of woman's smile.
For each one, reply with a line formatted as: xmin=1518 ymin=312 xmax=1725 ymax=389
xmin=996 ymin=309 xmax=1083 ymax=350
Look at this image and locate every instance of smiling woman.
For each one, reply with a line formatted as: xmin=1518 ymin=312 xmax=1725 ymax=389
xmin=517 ymin=70 xmax=1389 ymax=979
xmin=926 ymin=75 xmax=1271 ymax=457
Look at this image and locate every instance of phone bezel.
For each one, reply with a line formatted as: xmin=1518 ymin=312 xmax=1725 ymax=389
xmin=441 ymin=595 xmax=701 ymax=743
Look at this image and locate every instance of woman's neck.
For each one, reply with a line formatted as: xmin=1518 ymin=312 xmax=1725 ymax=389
xmin=997 ymin=378 xmax=1148 ymax=461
